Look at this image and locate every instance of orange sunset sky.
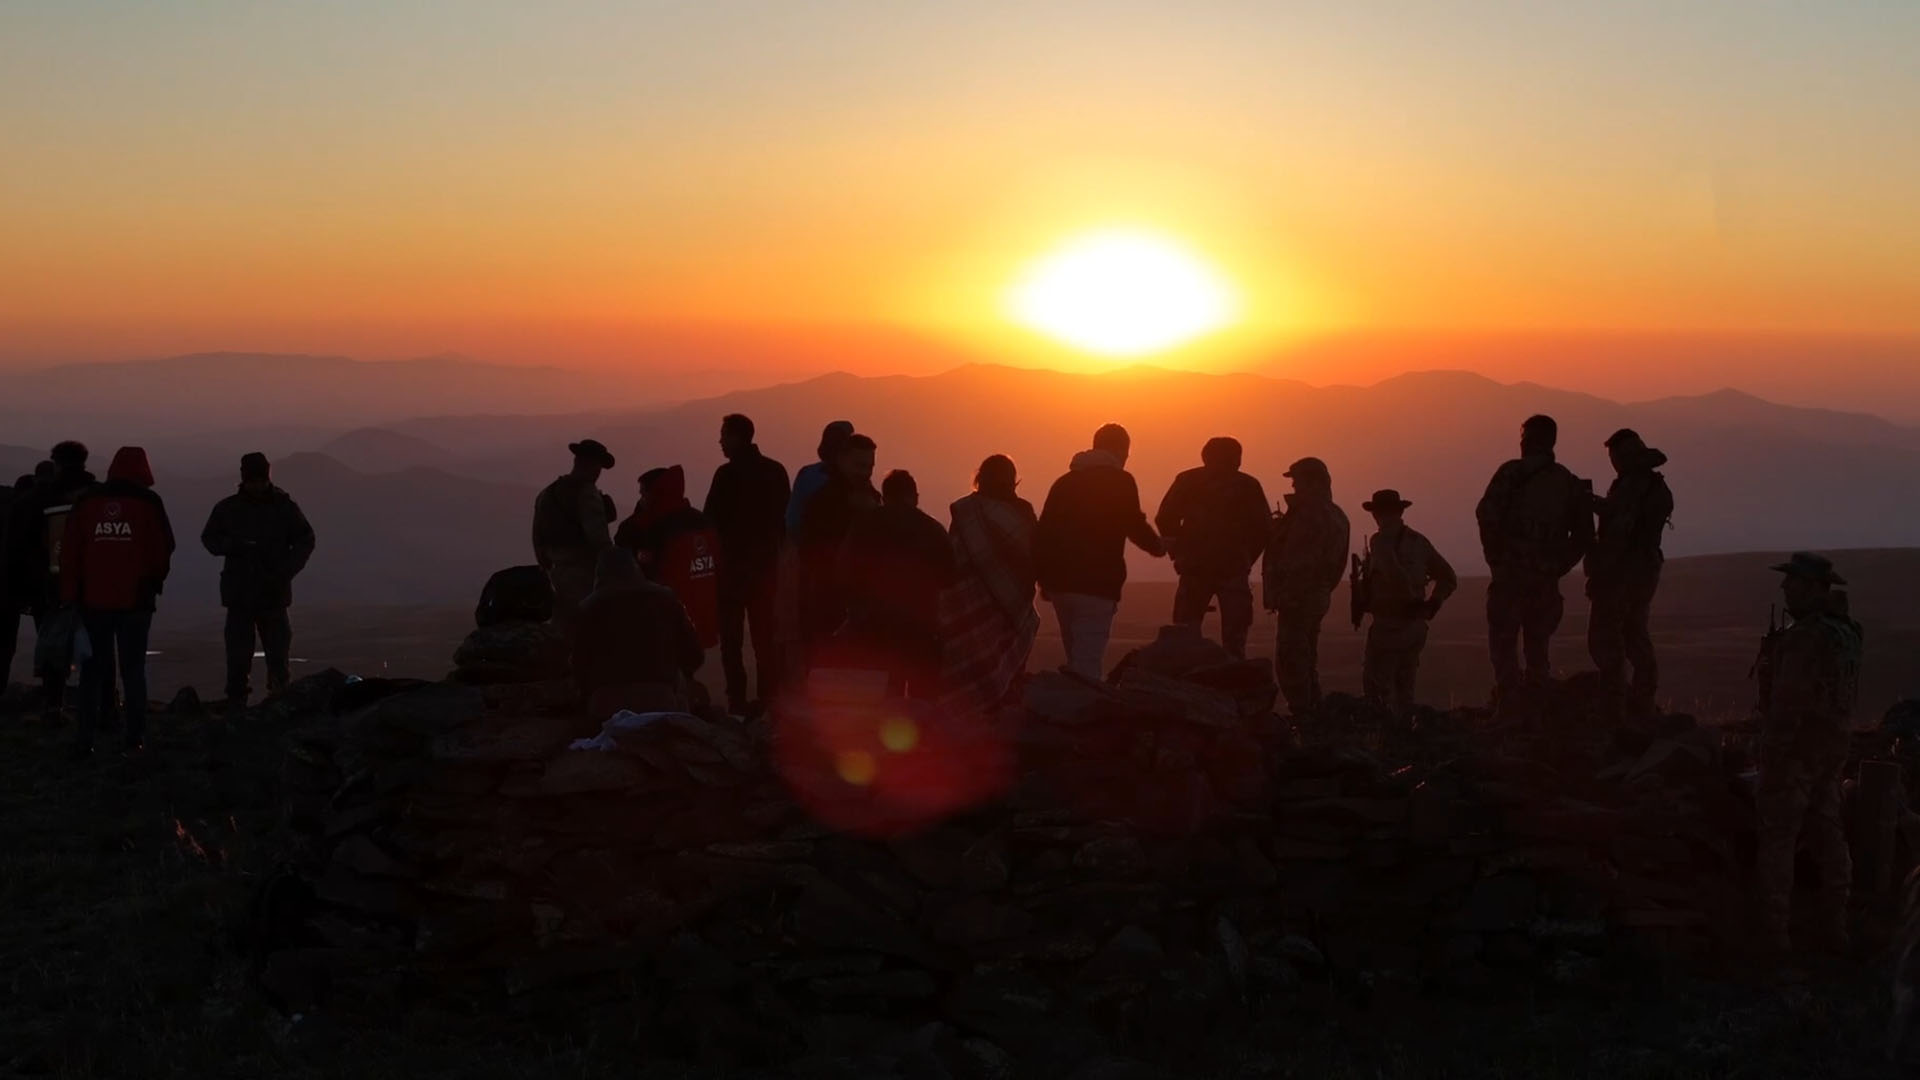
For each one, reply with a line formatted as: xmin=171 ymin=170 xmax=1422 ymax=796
xmin=3 ymin=2 xmax=1917 ymax=399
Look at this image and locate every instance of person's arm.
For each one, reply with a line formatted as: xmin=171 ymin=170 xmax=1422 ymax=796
xmin=1152 ymin=474 xmax=1187 ymax=543
xmin=149 ymin=494 xmax=175 ymax=592
xmin=1242 ymin=479 xmax=1271 ymax=567
xmin=1563 ymin=473 xmax=1596 ymax=574
xmin=577 ymin=485 xmax=612 ymax=551
xmin=1123 ymin=475 xmax=1165 ymax=558
xmin=1475 ymin=466 xmax=1509 ymax=564
xmin=1425 ymin=537 xmax=1458 ymax=613
xmin=701 ymin=465 xmax=726 ymax=523
xmin=1765 ymin=626 xmax=1831 ymax=740
xmin=284 ymin=498 xmax=317 ymax=578
xmin=770 ymin=462 xmax=793 ymax=542
xmin=676 ymin=602 xmax=705 ymax=676
xmin=201 ymin=501 xmax=231 ymax=558
xmin=1646 ymin=478 xmax=1675 ymax=549
xmin=1324 ymin=508 xmax=1352 ymax=592
xmin=927 ymin=518 xmax=957 ymax=587
xmin=58 ymin=499 xmax=88 ymax=606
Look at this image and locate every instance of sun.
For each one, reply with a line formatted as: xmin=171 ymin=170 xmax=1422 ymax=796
xmin=1008 ymin=229 xmax=1237 ymax=357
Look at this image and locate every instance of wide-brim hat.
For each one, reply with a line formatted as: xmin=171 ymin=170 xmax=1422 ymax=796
xmin=1363 ymin=489 xmax=1412 ymax=512
xmin=568 ymin=439 xmax=616 ymax=470
xmin=1770 ymin=551 xmax=1846 ymax=586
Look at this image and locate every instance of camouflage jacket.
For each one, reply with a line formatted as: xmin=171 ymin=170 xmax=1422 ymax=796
xmin=1585 ymin=460 xmax=1672 ymax=587
xmin=1475 ymin=452 xmax=1594 ymax=583
xmin=1264 ymin=493 xmax=1349 ymax=608
xmin=1363 ymin=524 xmax=1458 ymax=618
xmin=1763 ymin=607 xmax=1863 ymax=742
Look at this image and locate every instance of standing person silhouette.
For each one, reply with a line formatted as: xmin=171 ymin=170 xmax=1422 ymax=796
xmin=201 ymin=453 xmax=316 ymax=709
xmin=1034 ymin=424 xmax=1164 ymax=681
xmin=703 ymin=414 xmax=790 ymax=716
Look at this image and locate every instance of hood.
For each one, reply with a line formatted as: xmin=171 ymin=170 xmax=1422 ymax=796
xmin=594 ymin=547 xmax=645 ymax=592
xmin=1070 ymin=449 xmax=1124 ymax=472
xmin=1638 ymin=447 xmax=1669 ymax=471
xmin=107 ymin=447 xmax=153 ymax=487
xmin=641 ymin=465 xmax=689 ymax=509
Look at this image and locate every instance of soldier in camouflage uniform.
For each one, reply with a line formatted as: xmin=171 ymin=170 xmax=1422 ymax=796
xmin=1357 ymin=490 xmax=1458 ymax=714
xmin=1262 ymin=457 xmax=1350 ymax=715
xmin=532 ymin=440 xmax=618 ymax=627
xmin=1585 ymin=428 xmax=1674 ymax=721
xmin=1754 ymin=551 xmax=1862 ymax=959
xmin=1474 ymin=415 xmax=1593 ymax=708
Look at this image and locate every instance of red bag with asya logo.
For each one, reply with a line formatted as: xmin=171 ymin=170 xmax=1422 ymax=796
xmin=656 ymin=523 xmax=721 ymax=648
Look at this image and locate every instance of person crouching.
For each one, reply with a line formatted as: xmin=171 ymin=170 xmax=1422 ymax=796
xmin=571 ymin=548 xmax=704 ymax=724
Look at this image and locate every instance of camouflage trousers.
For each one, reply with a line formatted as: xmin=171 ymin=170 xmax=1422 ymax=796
xmin=1755 ymin=716 xmax=1852 ymax=951
xmin=1587 ymin=570 xmax=1660 ymax=716
xmin=544 ymin=554 xmax=599 ymax=628
xmin=1487 ymin=577 xmax=1563 ymax=694
xmin=1274 ymin=589 xmax=1332 ymax=715
xmin=1363 ymin=615 xmax=1429 ymax=713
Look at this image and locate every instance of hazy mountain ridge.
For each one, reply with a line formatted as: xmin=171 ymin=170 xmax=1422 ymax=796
xmin=8 ymin=360 xmax=1920 ymax=610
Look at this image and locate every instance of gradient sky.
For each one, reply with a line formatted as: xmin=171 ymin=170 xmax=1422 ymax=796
xmin=3 ymin=1 xmax=1917 ymax=375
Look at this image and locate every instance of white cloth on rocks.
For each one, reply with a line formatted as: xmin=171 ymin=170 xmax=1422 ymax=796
xmin=567 ymin=709 xmax=698 ymax=751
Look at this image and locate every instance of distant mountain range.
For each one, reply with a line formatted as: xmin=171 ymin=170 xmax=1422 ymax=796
xmin=4 ymin=359 xmax=1918 ymax=611
xmin=0 ymin=352 xmax=665 ymax=452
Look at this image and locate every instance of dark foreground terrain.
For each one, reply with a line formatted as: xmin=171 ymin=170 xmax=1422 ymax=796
xmin=85 ymin=548 xmax=1920 ymax=725
xmin=0 ymin=674 xmax=1909 ymax=1079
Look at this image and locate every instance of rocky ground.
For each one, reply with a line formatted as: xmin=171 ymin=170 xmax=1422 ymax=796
xmin=0 ymin=635 xmax=1910 ymax=1079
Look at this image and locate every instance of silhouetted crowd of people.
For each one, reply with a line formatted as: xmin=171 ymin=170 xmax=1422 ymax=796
xmin=533 ymin=410 xmax=1692 ymax=728
xmin=0 ymin=443 xmax=314 ymax=756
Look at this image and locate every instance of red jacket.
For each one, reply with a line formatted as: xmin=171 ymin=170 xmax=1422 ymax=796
xmin=615 ymin=466 xmax=721 ymax=648
xmin=61 ymin=447 xmax=176 ymax=612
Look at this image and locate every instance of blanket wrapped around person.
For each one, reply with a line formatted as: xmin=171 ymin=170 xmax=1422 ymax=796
xmin=939 ymin=483 xmax=1040 ymax=713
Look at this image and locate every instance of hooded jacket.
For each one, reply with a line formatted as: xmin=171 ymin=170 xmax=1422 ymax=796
xmin=615 ymin=466 xmax=722 ymax=647
xmin=60 ymin=448 xmax=175 ymax=612
xmin=1263 ymin=485 xmax=1351 ymax=608
xmin=1585 ymin=447 xmax=1673 ymax=587
xmin=201 ymin=483 xmax=317 ymax=609
xmin=571 ymin=550 xmax=704 ymax=694
xmin=1034 ymin=449 xmax=1165 ymax=601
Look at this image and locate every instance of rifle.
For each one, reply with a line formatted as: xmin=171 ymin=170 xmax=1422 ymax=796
xmin=1349 ymin=538 xmax=1371 ymax=631
xmin=1749 ymin=603 xmax=1784 ymax=717
xmin=1262 ymin=501 xmax=1292 ymax=612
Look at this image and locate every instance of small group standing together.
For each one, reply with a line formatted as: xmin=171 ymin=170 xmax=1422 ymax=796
xmin=0 ymin=443 xmax=316 ymax=756
xmin=532 ymin=417 xmax=1039 ymax=720
xmin=1028 ymin=413 xmax=1677 ymax=721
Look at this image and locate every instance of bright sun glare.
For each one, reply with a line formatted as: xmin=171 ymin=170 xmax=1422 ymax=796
xmin=1009 ymin=229 xmax=1237 ymax=357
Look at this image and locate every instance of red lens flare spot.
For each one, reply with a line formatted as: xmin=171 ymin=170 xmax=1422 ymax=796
xmin=773 ymin=675 xmax=1011 ymax=837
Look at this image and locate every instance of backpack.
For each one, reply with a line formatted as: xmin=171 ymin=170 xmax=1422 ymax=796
xmin=475 ymin=565 xmax=555 ymax=627
xmin=1484 ymin=459 xmax=1585 ymax=572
